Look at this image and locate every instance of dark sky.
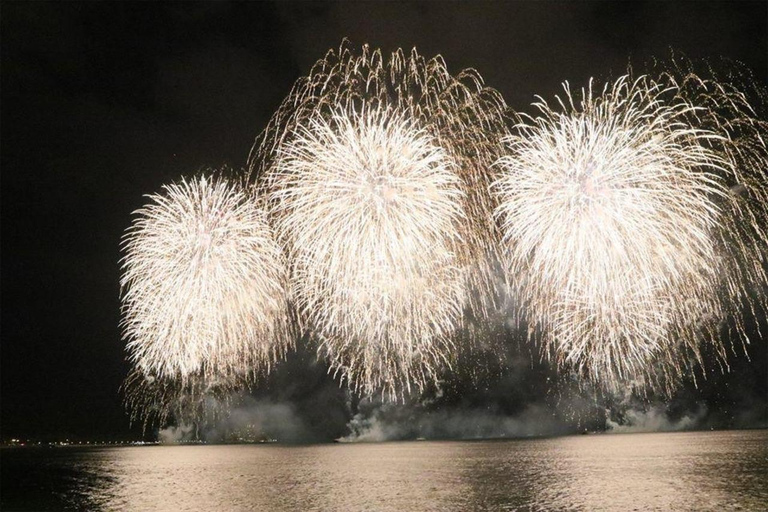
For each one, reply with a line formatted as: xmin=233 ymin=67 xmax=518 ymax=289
xmin=2 ymin=1 xmax=767 ymax=441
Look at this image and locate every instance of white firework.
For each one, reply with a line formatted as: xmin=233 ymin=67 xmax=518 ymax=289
xmin=494 ymin=73 xmax=768 ymax=390
xmin=120 ymin=174 xmax=291 ymax=386
xmin=249 ymin=42 xmax=509 ymax=398
xmin=268 ymin=105 xmax=466 ymax=396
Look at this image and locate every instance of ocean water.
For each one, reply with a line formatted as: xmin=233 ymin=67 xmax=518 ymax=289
xmin=2 ymin=430 xmax=766 ymax=511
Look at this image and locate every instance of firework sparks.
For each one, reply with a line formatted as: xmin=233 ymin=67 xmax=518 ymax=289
xmin=249 ymin=42 xmax=509 ymax=398
xmin=494 ymin=69 xmax=768 ymax=391
xmin=120 ymin=174 xmax=291 ymax=394
xmin=122 ymin=369 xmax=237 ymax=430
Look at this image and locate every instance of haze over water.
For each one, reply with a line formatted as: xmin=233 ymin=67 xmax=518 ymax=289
xmin=2 ymin=430 xmax=766 ymax=511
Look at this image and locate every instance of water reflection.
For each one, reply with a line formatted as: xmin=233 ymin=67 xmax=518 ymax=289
xmin=2 ymin=430 xmax=766 ymax=511
xmin=101 ymin=443 xmax=478 ymax=511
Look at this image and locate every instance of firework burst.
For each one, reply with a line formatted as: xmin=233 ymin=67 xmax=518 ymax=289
xmin=249 ymin=42 xmax=509 ymax=398
xmin=120 ymin=174 xmax=291 ymax=391
xmin=494 ymin=69 xmax=768 ymax=391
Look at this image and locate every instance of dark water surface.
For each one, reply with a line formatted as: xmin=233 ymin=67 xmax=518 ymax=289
xmin=2 ymin=430 xmax=766 ymax=511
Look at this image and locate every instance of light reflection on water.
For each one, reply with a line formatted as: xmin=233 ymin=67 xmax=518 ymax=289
xmin=2 ymin=430 xmax=766 ymax=511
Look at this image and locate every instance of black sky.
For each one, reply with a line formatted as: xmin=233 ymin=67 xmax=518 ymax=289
xmin=2 ymin=1 xmax=767 ymax=441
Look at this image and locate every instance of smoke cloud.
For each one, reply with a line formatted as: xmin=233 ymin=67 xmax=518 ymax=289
xmin=339 ymin=403 xmax=569 ymax=442
xmin=605 ymin=405 xmax=708 ymax=433
xmin=204 ymin=398 xmax=311 ymax=443
xmin=158 ymin=424 xmax=196 ymax=444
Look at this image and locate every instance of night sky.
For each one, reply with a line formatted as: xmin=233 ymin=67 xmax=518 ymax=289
xmin=2 ymin=2 xmax=767 ymax=442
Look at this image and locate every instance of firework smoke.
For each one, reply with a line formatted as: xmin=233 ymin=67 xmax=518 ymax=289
xmin=494 ymin=66 xmax=768 ymax=391
xmin=120 ymin=174 xmax=291 ymax=423
xmin=249 ymin=42 xmax=509 ymax=398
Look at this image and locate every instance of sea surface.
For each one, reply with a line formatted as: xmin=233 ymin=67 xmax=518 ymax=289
xmin=2 ymin=430 xmax=767 ymax=511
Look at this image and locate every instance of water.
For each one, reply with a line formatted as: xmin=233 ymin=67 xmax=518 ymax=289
xmin=2 ymin=430 xmax=766 ymax=511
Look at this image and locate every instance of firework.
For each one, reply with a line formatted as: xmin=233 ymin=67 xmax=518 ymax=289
xmin=249 ymin=42 xmax=509 ymax=398
xmin=494 ymin=68 xmax=768 ymax=391
xmin=120 ymin=174 xmax=291 ymax=390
